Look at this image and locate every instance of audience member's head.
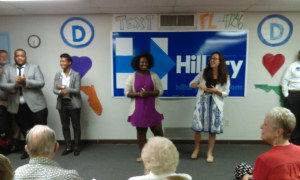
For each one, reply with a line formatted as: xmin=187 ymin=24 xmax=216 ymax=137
xmin=0 ymin=154 xmax=13 ymax=180
xmin=142 ymin=137 xmax=179 ymax=175
xmin=266 ymin=107 xmax=296 ymax=140
xmin=25 ymin=125 xmax=59 ymax=158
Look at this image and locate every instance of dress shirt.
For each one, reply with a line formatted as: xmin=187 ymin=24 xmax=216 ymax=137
xmin=14 ymin=157 xmax=83 ymax=180
xmin=61 ymin=70 xmax=71 ymax=99
xmin=61 ymin=70 xmax=71 ymax=88
xmin=16 ymin=64 xmax=26 ymax=104
xmin=281 ymin=61 xmax=300 ymax=97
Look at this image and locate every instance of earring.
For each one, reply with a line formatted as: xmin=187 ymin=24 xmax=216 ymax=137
xmin=275 ymin=135 xmax=279 ymax=145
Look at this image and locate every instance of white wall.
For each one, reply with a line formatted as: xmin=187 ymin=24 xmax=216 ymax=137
xmin=0 ymin=12 xmax=297 ymax=141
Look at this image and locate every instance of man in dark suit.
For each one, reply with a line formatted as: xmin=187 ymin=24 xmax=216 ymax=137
xmin=0 ymin=49 xmax=48 ymax=159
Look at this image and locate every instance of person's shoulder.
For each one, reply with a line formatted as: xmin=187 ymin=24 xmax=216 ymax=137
xmin=72 ymin=70 xmax=80 ymax=76
xmin=55 ymin=168 xmax=82 ymax=180
xmin=150 ymin=71 xmax=160 ymax=78
xmin=14 ymin=164 xmax=30 ymax=177
xmin=290 ymin=61 xmax=300 ymax=67
xmin=194 ymin=71 xmax=204 ymax=77
xmin=256 ymin=150 xmax=272 ymax=161
xmin=174 ymin=173 xmax=192 ymax=179
xmin=55 ymin=71 xmax=61 ymax=75
xmin=3 ymin=64 xmax=14 ymax=69
xmin=290 ymin=143 xmax=300 ymax=150
xmin=127 ymin=72 xmax=136 ymax=79
xmin=26 ymin=63 xmax=41 ymax=69
xmin=15 ymin=164 xmax=28 ymax=171
xmin=128 ymin=175 xmax=147 ymax=180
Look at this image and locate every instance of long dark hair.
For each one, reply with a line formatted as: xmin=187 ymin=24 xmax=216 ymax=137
xmin=203 ymin=52 xmax=229 ymax=86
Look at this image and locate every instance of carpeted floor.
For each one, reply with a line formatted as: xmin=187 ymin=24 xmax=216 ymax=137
xmin=7 ymin=143 xmax=270 ymax=180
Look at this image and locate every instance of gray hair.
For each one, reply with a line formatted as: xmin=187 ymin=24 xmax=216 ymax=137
xmin=267 ymin=107 xmax=296 ymax=139
xmin=0 ymin=154 xmax=13 ymax=180
xmin=142 ymin=137 xmax=179 ymax=175
xmin=26 ymin=125 xmax=57 ymax=156
xmin=0 ymin=50 xmax=8 ymax=54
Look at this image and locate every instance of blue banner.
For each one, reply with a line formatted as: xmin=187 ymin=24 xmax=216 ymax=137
xmin=112 ymin=31 xmax=247 ymax=97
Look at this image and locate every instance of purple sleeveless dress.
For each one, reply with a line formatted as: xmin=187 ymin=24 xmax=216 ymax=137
xmin=128 ymin=73 xmax=164 ymax=128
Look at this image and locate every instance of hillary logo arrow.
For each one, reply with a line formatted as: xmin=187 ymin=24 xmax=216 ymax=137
xmin=115 ymin=38 xmax=175 ymax=78
xmin=150 ymin=38 xmax=175 ymax=79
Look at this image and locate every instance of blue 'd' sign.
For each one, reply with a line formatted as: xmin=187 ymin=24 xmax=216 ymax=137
xmin=61 ymin=17 xmax=94 ymax=48
xmin=112 ymin=31 xmax=247 ymax=97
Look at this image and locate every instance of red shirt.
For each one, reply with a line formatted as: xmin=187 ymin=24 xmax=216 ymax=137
xmin=253 ymin=143 xmax=300 ymax=180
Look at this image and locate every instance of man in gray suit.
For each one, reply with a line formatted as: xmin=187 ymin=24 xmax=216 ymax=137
xmin=53 ymin=53 xmax=82 ymax=156
xmin=0 ymin=50 xmax=10 ymax=136
xmin=0 ymin=49 xmax=48 ymax=159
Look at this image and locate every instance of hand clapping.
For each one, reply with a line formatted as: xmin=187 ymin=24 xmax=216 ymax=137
xmin=139 ymin=88 xmax=148 ymax=97
xmin=15 ymin=75 xmax=26 ymax=87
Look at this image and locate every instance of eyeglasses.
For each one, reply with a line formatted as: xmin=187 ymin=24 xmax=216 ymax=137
xmin=210 ymin=57 xmax=219 ymax=61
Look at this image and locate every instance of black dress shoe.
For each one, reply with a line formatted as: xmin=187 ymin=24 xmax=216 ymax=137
xmin=20 ymin=152 xmax=29 ymax=160
xmin=61 ymin=149 xmax=73 ymax=156
xmin=74 ymin=150 xmax=80 ymax=156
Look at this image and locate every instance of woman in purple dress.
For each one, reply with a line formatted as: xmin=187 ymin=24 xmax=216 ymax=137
xmin=124 ymin=52 xmax=164 ymax=162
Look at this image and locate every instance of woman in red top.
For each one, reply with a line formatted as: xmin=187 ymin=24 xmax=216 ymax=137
xmin=242 ymin=107 xmax=300 ymax=180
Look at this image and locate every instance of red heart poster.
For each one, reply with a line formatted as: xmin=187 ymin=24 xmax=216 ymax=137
xmin=262 ymin=53 xmax=285 ymax=77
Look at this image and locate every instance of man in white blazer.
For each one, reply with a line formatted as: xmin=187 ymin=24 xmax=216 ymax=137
xmin=0 ymin=49 xmax=48 ymax=159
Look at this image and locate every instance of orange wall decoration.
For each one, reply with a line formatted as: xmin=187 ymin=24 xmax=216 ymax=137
xmin=81 ymin=85 xmax=103 ymax=116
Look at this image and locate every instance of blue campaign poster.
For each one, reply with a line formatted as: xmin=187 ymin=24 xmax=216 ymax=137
xmin=112 ymin=31 xmax=247 ymax=97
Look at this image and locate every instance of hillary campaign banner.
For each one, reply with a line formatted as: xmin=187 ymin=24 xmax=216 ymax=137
xmin=112 ymin=31 xmax=247 ymax=97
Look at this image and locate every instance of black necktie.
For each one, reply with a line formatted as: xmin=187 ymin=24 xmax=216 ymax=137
xmin=17 ymin=66 xmax=23 ymax=96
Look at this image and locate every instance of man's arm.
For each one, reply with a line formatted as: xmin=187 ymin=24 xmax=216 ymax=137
xmin=0 ymin=65 xmax=18 ymax=93
xmin=24 ymin=65 xmax=45 ymax=89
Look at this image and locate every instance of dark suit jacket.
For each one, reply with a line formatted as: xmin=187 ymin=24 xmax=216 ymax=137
xmin=53 ymin=70 xmax=82 ymax=110
xmin=0 ymin=63 xmax=47 ymax=114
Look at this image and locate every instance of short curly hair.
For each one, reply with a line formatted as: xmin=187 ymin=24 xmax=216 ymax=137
xmin=141 ymin=137 xmax=179 ymax=175
xmin=131 ymin=52 xmax=154 ymax=70
xmin=267 ymin=107 xmax=296 ymax=139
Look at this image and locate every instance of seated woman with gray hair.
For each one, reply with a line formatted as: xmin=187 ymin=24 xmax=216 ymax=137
xmin=128 ymin=136 xmax=191 ymax=180
xmin=234 ymin=107 xmax=300 ymax=180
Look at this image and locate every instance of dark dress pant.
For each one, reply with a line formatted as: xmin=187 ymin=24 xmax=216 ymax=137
xmin=0 ymin=105 xmax=10 ymax=134
xmin=59 ymin=99 xmax=81 ymax=150
xmin=15 ymin=103 xmax=48 ymax=137
xmin=286 ymin=92 xmax=300 ymax=144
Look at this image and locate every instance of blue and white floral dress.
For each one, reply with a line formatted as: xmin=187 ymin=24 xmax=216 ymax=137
xmin=190 ymin=72 xmax=230 ymax=134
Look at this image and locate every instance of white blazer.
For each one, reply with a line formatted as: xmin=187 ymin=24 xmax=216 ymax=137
xmin=189 ymin=72 xmax=230 ymax=112
xmin=124 ymin=71 xmax=163 ymax=116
